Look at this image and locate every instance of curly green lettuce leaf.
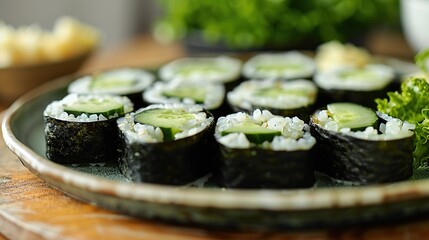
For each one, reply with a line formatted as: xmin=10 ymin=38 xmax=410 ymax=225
xmin=415 ymin=49 xmax=429 ymax=74
xmin=376 ymin=77 xmax=429 ymax=169
xmin=414 ymin=110 xmax=429 ymax=168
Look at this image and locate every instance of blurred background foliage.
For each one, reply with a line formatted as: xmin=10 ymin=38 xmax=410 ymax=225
xmin=154 ymin=0 xmax=400 ymax=50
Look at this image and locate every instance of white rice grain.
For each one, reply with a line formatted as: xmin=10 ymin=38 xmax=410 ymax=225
xmin=216 ymin=109 xmax=315 ymax=150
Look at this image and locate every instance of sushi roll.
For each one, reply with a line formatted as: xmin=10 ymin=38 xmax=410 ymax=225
xmin=242 ymin=51 xmax=316 ymax=80
xmin=159 ymin=56 xmax=242 ymax=91
xmin=143 ymin=78 xmax=226 ymax=118
xmin=314 ymin=41 xmax=371 ymax=73
xmin=68 ymin=68 xmax=155 ymax=108
xmin=227 ymin=79 xmax=317 ymax=121
xmin=314 ymin=64 xmax=396 ymax=108
xmin=44 ymin=93 xmax=133 ymax=164
xmin=310 ymin=102 xmax=415 ymax=184
xmin=117 ymin=103 xmax=215 ymax=185
xmin=214 ymin=109 xmax=316 ymax=189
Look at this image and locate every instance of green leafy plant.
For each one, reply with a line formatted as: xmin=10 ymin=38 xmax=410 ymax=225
xmin=376 ymin=49 xmax=429 ymax=169
xmin=154 ymin=0 xmax=400 ymax=50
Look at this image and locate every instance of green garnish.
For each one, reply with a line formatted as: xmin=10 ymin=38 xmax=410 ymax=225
xmin=376 ymin=77 xmax=429 ymax=169
xmin=415 ymin=49 xmax=429 ymax=74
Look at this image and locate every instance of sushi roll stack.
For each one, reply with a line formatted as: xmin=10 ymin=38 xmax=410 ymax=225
xmin=44 ymin=93 xmax=133 ymax=163
xmin=214 ymin=109 xmax=316 ymax=189
xmin=117 ymin=103 xmax=215 ymax=185
xmin=43 ymin=44 xmax=414 ymax=188
xmin=310 ymin=102 xmax=415 ymax=184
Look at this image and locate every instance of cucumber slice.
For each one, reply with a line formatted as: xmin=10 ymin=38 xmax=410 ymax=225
xmin=339 ymin=69 xmax=379 ymax=82
xmin=134 ymin=108 xmax=195 ymax=141
xmin=256 ymin=63 xmax=304 ymax=72
xmin=327 ymin=103 xmax=378 ymax=130
xmin=254 ymin=87 xmax=308 ymax=97
xmin=221 ymin=122 xmax=282 ymax=144
xmin=90 ymin=76 xmax=136 ymax=90
xmin=162 ymin=87 xmax=206 ymax=103
xmin=63 ymin=98 xmax=125 ymax=118
xmin=177 ymin=65 xmax=224 ymax=76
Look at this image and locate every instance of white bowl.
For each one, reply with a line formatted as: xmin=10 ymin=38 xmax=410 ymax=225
xmin=401 ymin=0 xmax=429 ymax=52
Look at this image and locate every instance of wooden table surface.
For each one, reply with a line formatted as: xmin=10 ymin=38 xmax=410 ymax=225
xmin=0 ymin=33 xmax=425 ymax=240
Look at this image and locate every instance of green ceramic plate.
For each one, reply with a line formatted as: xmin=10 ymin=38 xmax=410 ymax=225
xmin=4 ymin=62 xmax=429 ymax=230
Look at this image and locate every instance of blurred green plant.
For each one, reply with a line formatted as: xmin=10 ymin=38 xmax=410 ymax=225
xmin=154 ymin=0 xmax=400 ymax=50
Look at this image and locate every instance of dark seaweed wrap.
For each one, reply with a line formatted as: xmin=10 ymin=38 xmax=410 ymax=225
xmin=117 ymin=112 xmax=215 ymax=185
xmin=214 ymin=145 xmax=315 ymax=189
xmin=316 ymin=82 xmax=399 ymax=109
xmin=126 ymin=92 xmax=146 ymax=110
xmin=223 ymin=77 xmax=243 ymax=92
xmin=44 ymin=116 xmax=120 ymax=164
xmin=310 ymin=117 xmax=414 ymax=184
xmin=209 ymin=100 xmax=231 ymax=120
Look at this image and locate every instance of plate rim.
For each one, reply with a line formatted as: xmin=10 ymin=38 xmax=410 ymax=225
xmin=3 ymin=64 xmax=429 ymax=213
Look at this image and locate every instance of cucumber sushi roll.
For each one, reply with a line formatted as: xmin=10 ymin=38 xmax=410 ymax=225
xmin=44 ymin=93 xmax=133 ymax=164
xmin=227 ymin=79 xmax=317 ymax=121
xmin=310 ymin=102 xmax=415 ymax=184
xmin=242 ymin=51 xmax=315 ymax=80
xmin=159 ymin=56 xmax=242 ymax=90
xmin=214 ymin=109 xmax=316 ymax=189
xmin=68 ymin=68 xmax=155 ymax=108
xmin=143 ymin=78 xmax=226 ymax=118
xmin=117 ymin=103 xmax=215 ymax=185
xmin=314 ymin=64 xmax=396 ymax=108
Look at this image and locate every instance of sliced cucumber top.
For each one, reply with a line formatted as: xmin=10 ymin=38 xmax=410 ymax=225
xmin=221 ymin=122 xmax=282 ymax=144
xmin=339 ymin=69 xmax=379 ymax=82
xmin=162 ymin=87 xmax=206 ymax=103
xmin=256 ymin=63 xmax=304 ymax=72
xmin=327 ymin=103 xmax=378 ymax=130
xmin=177 ymin=65 xmax=224 ymax=76
xmin=254 ymin=87 xmax=308 ymax=98
xmin=134 ymin=108 xmax=195 ymax=141
xmin=63 ymin=98 xmax=125 ymax=118
xmin=90 ymin=76 xmax=136 ymax=90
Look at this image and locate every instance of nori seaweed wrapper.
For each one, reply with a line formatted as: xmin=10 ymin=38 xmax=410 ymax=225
xmin=310 ymin=118 xmax=414 ymax=184
xmin=117 ymin=112 xmax=215 ymax=185
xmin=214 ymin=145 xmax=315 ymax=189
xmin=316 ymin=82 xmax=399 ymax=109
xmin=126 ymin=91 xmax=146 ymax=110
xmin=44 ymin=116 xmax=120 ymax=164
xmin=223 ymin=77 xmax=243 ymax=92
xmin=208 ymin=100 xmax=233 ymax=120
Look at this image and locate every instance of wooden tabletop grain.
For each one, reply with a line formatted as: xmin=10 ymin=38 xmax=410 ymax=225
xmin=0 ymin=33 xmax=424 ymax=240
